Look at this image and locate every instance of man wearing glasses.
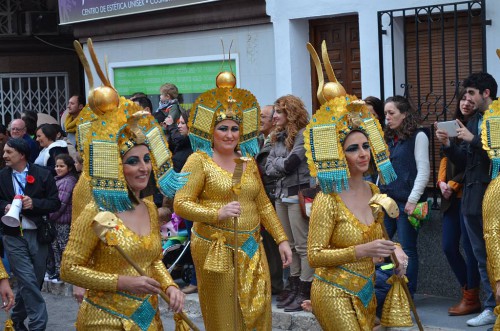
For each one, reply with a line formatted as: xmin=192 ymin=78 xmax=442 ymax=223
xmin=9 ymin=119 xmax=39 ymax=163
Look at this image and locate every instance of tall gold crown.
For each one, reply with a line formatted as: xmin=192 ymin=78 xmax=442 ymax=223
xmin=303 ymin=41 xmax=396 ymax=193
xmin=188 ymin=44 xmax=260 ymax=157
xmin=73 ymin=38 xmax=187 ymax=212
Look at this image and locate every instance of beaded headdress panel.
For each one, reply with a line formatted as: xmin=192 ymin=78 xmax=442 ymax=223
xmin=188 ymin=56 xmax=260 ymax=157
xmin=73 ymin=39 xmax=187 ymax=213
xmin=304 ymin=41 xmax=397 ymax=194
xmin=481 ymin=51 xmax=500 ymax=179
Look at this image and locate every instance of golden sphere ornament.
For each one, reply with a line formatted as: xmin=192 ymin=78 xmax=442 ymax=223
xmin=322 ymin=82 xmax=346 ymax=101
xmin=89 ymin=86 xmax=120 ymax=116
xmin=216 ymin=71 xmax=236 ymax=88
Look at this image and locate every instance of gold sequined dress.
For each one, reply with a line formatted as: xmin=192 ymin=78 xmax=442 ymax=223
xmin=308 ymin=182 xmax=383 ymax=331
xmin=174 ymin=151 xmax=288 ymax=331
xmin=61 ymin=199 xmax=177 ymax=331
xmin=483 ymin=177 xmax=500 ymax=331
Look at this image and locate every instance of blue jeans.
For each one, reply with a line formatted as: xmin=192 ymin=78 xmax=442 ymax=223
xmin=442 ymin=199 xmax=480 ymax=289
xmin=384 ymin=201 xmax=419 ymax=295
xmin=462 ymin=214 xmax=496 ymax=309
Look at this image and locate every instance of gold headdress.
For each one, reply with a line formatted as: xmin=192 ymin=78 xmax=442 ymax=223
xmin=74 ymin=38 xmax=187 ymax=213
xmin=188 ymin=49 xmax=260 ymax=157
xmin=304 ymin=41 xmax=397 ymax=194
xmin=481 ymin=98 xmax=500 ymax=179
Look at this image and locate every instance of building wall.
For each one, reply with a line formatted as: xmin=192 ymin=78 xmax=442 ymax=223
xmin=267 ymin=0 xmax=500 ymax=111
xmin=82 ymin=24 xmax=276 ymax=107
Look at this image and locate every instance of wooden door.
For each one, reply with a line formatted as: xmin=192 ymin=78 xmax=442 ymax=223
xmin=309 ymin=15 xmax=361 ymax=112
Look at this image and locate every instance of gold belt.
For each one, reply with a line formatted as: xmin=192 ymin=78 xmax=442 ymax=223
xmin=315 ymin=266 xmax=375 ymax=308
xmin=193 ymin=223 xmax=260 ymax=273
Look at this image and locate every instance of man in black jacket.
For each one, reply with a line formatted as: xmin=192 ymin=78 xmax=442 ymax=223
xmin=0 ymin=138 xmax=60 ymax=331
xmin=436 ymin=72 xmax=498 ymax=328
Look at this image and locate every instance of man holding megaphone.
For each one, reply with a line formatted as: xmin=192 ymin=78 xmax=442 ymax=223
xmin=0 ymin=138 xmax=60 ymax=331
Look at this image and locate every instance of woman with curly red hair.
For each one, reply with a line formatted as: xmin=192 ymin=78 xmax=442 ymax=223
xmin=265 ymin=94 xmax=313 ymax=312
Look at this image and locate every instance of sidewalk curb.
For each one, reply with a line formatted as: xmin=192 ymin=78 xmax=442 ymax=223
xmin=42 ymin=281 xmax=466 ymax=331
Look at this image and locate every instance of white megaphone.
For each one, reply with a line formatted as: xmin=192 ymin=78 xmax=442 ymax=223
xmin=2 ymin=195 xmax=22 ymax=227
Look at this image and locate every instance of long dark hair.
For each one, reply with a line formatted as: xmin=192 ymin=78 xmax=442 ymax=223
xmin=384 ymin=95 xmax=421 ymax=140
xmin=454 ymin=89 xmax=476 ymax=125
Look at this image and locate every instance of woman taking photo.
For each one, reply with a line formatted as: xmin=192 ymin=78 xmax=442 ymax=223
xmin=265 ymin=95 xmax=313 ymax=312
xmin=35 ymin=124 xmax=69 ymax=175
xmin=380 ymin=95 xmax=430 ymax=295
xmin=437 ymin=90 xmax=480 ymax=315
xmin=174 ymin=76 xmax=292 ymax=330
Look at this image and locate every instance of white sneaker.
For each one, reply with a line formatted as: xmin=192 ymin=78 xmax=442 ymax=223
xmin=51 ymin=278 xmax=63 ymax=284
xmin=466 ymin=309 xmax=496 ymax=327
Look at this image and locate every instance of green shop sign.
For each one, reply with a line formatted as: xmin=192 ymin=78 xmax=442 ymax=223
xmin=113 ymin=60 xmax=237 ymax=96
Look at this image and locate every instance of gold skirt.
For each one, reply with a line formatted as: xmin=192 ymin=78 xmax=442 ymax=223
xmin=311 ymin=276 xmax=376 ymax=331
xmin=191 ymin=223 xmax=272 ymax=331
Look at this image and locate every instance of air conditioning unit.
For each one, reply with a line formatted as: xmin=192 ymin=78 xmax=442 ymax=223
xmin=21 ymin=12 xmax=59 ymax=36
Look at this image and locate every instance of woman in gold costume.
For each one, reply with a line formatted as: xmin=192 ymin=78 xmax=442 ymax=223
xmin=173 ymin=72 xmax=292 ymax=330
xmin=304 ymin=42 xmax=406 ymax=331
xmin=61 ymin=39 xmax=187 ymax=330
xmin=480 ymin=98 xmax=500 ymax=331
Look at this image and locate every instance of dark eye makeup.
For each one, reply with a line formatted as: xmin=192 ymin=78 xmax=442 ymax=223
xmin=123 ymin=154 xmax=151 ymax=165
xmin=216 ymin=125 xmax=239 ymax=132
xmin=345 ymin=142 xmax=371 ymax=153
xmin=124 ymin=156 xmax=139 ymax=165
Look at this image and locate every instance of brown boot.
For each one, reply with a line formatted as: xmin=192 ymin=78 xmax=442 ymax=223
xmin=284 ymin=280 xmax=312 ymax=312
xmin=276 ymin=276 xmax=297 ymax=302
xmin=448 ymin=287 xmax=481 ymax=316
xmin=277 ymin=276 xmax=299 ymax=308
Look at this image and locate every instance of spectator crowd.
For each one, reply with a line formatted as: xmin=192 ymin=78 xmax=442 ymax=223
xmin=0 ymin=71 xmax=499 ymax=331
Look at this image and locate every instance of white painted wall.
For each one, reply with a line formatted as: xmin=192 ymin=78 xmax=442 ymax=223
xmin=267 ymin=0 xmax=500 ymax=110
xmin=82 ymin=24 xmax=277 ymax=107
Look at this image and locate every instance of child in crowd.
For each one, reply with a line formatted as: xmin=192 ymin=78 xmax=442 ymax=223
xmin=48 ymin=154 xmax=78 ymax=283
xmin=154 ymin=83 xmax=182 ymax=125
xmin=74 ymin=153 xmax=83 ymax=177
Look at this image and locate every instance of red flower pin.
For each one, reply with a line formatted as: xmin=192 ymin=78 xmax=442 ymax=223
xmin=26 ymin=175 xmax=35 ymax=184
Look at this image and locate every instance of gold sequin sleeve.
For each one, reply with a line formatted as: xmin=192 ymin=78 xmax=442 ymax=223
xmin=0 ymin=260 xmax=8 ymax=279
xmin=308 ymin=192 xmax=357 ymax=268
xmin=174 ymin=152 xmax=219 ymax=224
xmin=61 ymin=202 xmax=118 ymax=291
xmin=145 ymin=200 xmax=178 ymax=291
xmin=483 ymin=178 xmax=500 ymax=283
xmin=253 ymin=160 xmax=288 ymax=244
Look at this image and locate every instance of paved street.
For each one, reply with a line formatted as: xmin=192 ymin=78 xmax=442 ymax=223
xmin=0 ymin=283 xmax=495 ymax=330
xmin=0 ymin=291 xmax=207 ymax=331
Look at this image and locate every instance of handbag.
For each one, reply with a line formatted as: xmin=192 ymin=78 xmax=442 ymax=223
xmin=37 ymin=216 xmax=56 ymax=244
xmin=298 ymin=186 xmax=321 ymax=220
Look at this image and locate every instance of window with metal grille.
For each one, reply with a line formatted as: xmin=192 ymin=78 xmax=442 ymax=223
xmin=0 ymin=73 xmax=68 ymax=125
xmin=377 ymin=0 xmax=487 ymax=208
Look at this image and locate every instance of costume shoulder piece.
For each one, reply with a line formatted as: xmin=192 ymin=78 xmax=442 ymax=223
xmin=304 ymin=41 xmax=397 ymax=194
xmin=73 ymin=38 xmax=188 ymax=213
